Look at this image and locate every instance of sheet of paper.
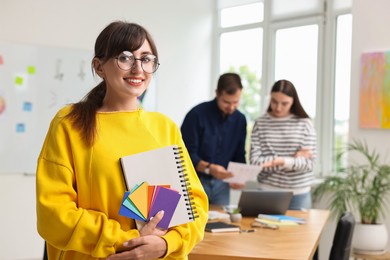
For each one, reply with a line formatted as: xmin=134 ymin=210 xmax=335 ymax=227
xmin=208 ymin=210 xmax=230 ymax=220
xmin=224 ymin=162 xmax=262 ymax=184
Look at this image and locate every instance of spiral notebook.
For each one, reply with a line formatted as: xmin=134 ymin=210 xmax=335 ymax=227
xmin=120 ymin=145 xmax=197 ymax=228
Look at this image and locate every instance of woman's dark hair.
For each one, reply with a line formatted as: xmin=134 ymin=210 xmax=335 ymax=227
xmin=216 ymin=73 xmax=243 ymax=95
xmin=267 ymin=79 xmax=309 ymax=118
xmin=66 ymin=21 xmax=158 ymax=146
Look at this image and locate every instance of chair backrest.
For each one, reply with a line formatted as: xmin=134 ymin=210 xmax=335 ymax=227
xmin=329 ymin=212 xmax=355 ymax=260
xmin=43 ymin=241 xmax=48 ymax=260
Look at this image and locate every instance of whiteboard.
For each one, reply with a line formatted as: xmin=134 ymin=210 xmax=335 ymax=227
xmin=0 ymin=41 xmax=96 ymax=174
xmin=0 ymin=42 xmax=158 ymax=175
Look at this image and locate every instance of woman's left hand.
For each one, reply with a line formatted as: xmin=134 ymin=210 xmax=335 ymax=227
xmin=107 ymin=235 xmax=167 ymax=260
xmin=107 ymin=210 xmax=168 ymax=259
xmin=294 ymin=147 xmax=312 ymax=158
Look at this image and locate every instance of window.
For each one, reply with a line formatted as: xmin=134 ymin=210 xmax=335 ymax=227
xmin=274 ymin=24 xmax=319 ymax=118
xmin=334 ymin=14 xmax=352 ymax=164
xmin=271 ymin=0 xmax=323 ymax=18
xmin=220 ymin=2 xmax=264 ymax=27
xmin=218 ymin=2 xmax=264 ymax=156
xmin=217 ymin=0 xmax=352 ymax=175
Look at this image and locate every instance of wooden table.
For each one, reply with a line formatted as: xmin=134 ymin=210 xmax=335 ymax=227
xmin=189 ymin=208 xmax=329 ymax=260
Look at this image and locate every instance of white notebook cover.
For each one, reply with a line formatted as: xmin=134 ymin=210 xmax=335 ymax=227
xmin=120 ymin=145 xmax=195 ymax=228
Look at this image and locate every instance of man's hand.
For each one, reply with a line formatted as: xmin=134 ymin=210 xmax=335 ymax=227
xmin=209 ymin=164 xmax=234 ymax=180
xmin=229 ymin=182 xmax=245 ymax=189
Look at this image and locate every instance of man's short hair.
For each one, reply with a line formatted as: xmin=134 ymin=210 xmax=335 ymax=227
xmin=216 ymin=73 xmax=243 ymax=95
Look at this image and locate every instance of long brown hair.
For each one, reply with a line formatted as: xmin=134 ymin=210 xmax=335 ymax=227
xmin=267 ymin=79 xmax=309 ymax=118
xmin=66 ymin=21 xmax=158 ymax=147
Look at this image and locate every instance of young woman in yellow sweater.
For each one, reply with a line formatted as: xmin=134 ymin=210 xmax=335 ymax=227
xmin=36 ymin=21 xmax=208 ymax=260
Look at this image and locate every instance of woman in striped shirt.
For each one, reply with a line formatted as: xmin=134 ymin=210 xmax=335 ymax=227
xmin=250 ymin=79 xmax=317 ymax=210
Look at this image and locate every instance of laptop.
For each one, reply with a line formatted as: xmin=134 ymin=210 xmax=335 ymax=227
xmin=238 ymin=189 xmax=293 ymax=216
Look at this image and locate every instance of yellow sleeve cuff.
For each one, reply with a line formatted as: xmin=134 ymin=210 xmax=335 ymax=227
xmin=161 ymin=229 xmax=183 ymax=257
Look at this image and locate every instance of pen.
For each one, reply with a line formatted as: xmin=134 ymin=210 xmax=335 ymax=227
xmin=240 ymin=229 xmax=256 ymax=233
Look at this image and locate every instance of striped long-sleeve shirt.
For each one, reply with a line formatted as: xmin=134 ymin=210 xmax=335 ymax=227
xmin=250 ymin=113 xmax=317 ymax=190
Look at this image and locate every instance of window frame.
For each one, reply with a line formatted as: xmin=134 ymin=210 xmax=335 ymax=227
xmin=215 ymin=0 xmax=352 ymax=176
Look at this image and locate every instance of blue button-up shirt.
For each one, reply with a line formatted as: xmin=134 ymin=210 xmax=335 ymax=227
xmin=181 ymin=98 xmax=247 ymax=176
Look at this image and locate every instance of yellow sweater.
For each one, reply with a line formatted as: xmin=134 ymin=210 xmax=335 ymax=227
xmin=36 ymin=106 xmax=208 ymax=260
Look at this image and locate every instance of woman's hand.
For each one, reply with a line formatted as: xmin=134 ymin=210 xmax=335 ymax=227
xmin=139 ymin=210 xmax=167 ymax=237
xmin=107 ymin=235 xmax=167 ymax=260
xmin=294 ymin=147 xmax=312 ymax=158
xmin=261 ymin=157 xmax=285 ymax=168
xmin=107 ymin=211 xmax=168 ymax=260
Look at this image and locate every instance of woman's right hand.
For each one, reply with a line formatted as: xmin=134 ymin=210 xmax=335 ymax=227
xmin=139 ymin=210 xmax=167 ymax=237
xmin=261 ymin=157 xmax=285 ymax=168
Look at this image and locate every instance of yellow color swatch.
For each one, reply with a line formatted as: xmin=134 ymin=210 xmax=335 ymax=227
xmin=128 ymin=181 xmax=149 ymax=219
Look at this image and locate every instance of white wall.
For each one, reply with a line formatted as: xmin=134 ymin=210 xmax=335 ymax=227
xmin=316 ymin=1 xmax=390 ymax=259
xmin=0 ymin=0 xmax=213 ymax=125
xmin=349 ymin=0 xmax=390 ymax=155
xmin=349 ymin=0 xmax=390 ymax=243
xmin=0 ymin=1 xmax=213 ymax=259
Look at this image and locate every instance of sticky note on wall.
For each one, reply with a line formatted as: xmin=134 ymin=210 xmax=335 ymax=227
xmin=15 ymin=76 xmax=24 ymax=85
xmin=27 ymin=66 xmax=36 ymax=74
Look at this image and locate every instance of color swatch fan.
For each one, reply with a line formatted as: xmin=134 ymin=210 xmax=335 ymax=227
xmin=119 ymin=181 xmax=181 ymax=229
xmin=119 ymin=145 xmax=198 ymax=228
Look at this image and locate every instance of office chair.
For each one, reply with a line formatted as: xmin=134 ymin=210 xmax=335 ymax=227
xmin=43 ymin=241 xmax=48 ymax=260
xmin=329 ymin=211 xmax=355 ymax=260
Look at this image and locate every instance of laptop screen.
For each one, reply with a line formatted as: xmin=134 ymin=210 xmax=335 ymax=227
xmin=238 ymin=189 xmax=293 ymax=216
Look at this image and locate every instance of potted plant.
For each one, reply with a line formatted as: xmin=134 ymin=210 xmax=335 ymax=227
xmin=224 ymin=206 xmax=242 ymax=223
xmin=313 ymin=139 xmax=390 ymax=254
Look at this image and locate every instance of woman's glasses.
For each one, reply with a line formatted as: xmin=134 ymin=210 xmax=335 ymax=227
xmin=115 ymin=51 xmax=159 ymax=74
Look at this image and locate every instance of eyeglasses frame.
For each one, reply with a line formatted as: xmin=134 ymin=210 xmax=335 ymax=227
xmin=115 ymin=51 xmax=160 ymax=74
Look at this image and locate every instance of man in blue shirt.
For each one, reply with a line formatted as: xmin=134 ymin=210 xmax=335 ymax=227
xmin=181 ymin=73 xmax=247 ymax=205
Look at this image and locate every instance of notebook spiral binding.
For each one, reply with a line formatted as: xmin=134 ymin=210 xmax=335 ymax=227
xmin=173 ymin=146 xmax=199 ymax=220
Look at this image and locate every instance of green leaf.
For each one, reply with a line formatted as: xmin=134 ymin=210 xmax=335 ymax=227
xmin=313 ymin=139 xmax=390 ymax=224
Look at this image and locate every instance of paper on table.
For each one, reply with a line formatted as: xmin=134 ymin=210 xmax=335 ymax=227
xmin=208 ymin=210 xmax=230 ymax=220
xmin=224 ymin=162 xmax=262 ymax=184
xmin=255 ymin=218 xmax=299 ymax=226
xmin=257 ymin=214 xmax=306 ymax=224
